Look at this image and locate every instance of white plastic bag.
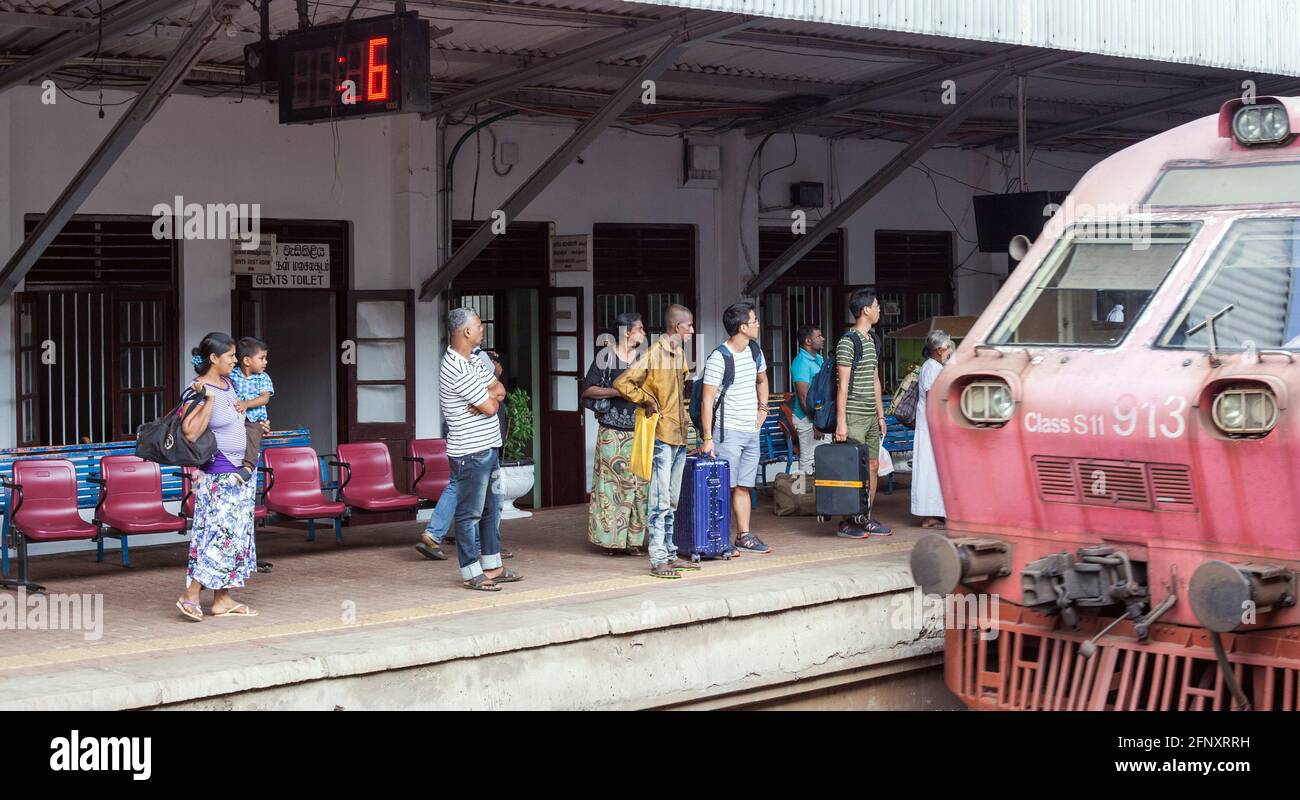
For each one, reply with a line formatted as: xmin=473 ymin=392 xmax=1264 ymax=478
xmin=877 ymin=443 xmax=895 ymax=477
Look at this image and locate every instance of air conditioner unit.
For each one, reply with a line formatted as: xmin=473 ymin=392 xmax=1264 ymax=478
xmin=682 ymin=141 xmax=721 ymax=188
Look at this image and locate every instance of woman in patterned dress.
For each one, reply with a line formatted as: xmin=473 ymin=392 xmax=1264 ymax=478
xmin=581 ymin=312 xmax=648 ymax=553
xmin=174 ymin=332 xmax=263 ymax=621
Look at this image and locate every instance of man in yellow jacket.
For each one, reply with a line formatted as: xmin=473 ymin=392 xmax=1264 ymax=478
xmin=614 ymin=304 xmax=699 ymax=579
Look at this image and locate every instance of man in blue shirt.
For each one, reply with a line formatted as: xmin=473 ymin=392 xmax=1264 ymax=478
xmin=789 ymin=324 xmax=827 ymax=475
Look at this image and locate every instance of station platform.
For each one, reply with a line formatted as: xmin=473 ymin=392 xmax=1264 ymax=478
xmin=0 ymin=487 xmax=955 ymax=710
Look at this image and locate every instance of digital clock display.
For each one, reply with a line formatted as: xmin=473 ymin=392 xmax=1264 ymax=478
xmin=276 ymin=12 xmax=431 ymax=124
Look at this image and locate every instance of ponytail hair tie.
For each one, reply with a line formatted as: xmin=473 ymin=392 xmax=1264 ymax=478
xmin=192 ymin=354 xmax=205 ymax=367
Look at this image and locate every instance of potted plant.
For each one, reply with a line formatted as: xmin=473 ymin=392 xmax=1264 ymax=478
xmin=499 ymin=387 xmax=535 ymax=519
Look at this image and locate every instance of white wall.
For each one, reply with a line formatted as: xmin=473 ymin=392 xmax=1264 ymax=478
xmin=0 ymin=86 xmax=436 ymax=554
xmin=445 ymin=117 xmax=1101 ymax=482
xmin=0 ymin=87 xmax=1101 ymax=542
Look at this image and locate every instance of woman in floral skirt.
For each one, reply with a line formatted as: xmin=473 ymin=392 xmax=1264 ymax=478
xmin=175 ymin=332 xmax=262 ymax=621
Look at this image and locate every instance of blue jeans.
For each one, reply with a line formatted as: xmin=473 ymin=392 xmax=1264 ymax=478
xmin=451 ymin=448 xmax=503 ymax=580
xmin=647 ymin=441 xmax=687 ymax=567
xmin=423 ymin=480 xmax=458 ymax=543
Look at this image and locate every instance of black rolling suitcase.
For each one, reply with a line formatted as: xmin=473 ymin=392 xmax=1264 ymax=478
xmin=813 ymin=443 xmax=871 ymax=518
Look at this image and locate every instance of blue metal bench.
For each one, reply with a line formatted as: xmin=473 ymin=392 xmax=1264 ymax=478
xmin=881 ymin=398 xmax=914 ymax=494
xmin=758 ymin=405 xmax=796 ymax=482
xmin=1 ymin=428 xmax=312 ymax=577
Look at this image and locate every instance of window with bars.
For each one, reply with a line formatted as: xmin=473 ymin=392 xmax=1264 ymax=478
xmin=14 ymin=216 xmax=179 ymax=446
xmin=873 ymin=230 xmax=955 ymax=390
xmin=450 ymin=220 xmax=551 ymax=370
xmin=757 ymin=228 xmax=844 ymax=392
xmin=459 ymin=293 xmax=497 ymax=351
xmin=593 ymin=224 xmax=696 ymax=343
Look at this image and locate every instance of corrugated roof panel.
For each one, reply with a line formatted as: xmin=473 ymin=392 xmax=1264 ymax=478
xmin=628 ymin=0 xmax=1300 ymax=76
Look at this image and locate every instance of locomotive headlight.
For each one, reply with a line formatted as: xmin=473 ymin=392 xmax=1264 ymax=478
xmin=961 ymin=380 xmax=1014 ymax=425
xmin=1232 ymin=103 xmax=1291 ymax=145
xmin=1212 ymin=386 xmax=1278 ymax=436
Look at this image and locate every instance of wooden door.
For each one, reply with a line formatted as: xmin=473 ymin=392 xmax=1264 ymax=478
xmin=540 ymin=288 xmax=586 ymax=506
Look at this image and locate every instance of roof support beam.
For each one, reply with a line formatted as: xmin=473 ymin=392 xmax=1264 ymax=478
xmin=983 ymin=77 xmax=1300 ymax=148
xmin=423 ymin=11 xmax=754 ymax=119
xmin=0 ymin=0 xmax=196 ymax=92
xmin=744 ymin=48 xmax=1074 ymax=138
xmin=0 ymin=0 xmax=239 ymax=299
xmin=745 ymin=67 xmax=1013 ymax=297
xmin=0 ymin=11 xmax=93 ymax=32
xmin=420 ymin=15 xmax=755 ymax=300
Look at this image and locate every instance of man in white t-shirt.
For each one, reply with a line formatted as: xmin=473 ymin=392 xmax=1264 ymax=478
xmin=700 ymin=301 xmax=771 ymax=555
xmin=439 ymin=308 xmax=521 ymax=591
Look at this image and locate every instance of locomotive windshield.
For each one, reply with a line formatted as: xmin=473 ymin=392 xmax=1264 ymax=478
xmin=987 ymin=222 xmax=1200 ymax=347
xmin=1162 ymin=217 xmax=1300 ymax=350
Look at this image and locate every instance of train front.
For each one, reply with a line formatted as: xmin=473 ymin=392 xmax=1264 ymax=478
xmin=911 ymin=97 xmax=1300 ymax=711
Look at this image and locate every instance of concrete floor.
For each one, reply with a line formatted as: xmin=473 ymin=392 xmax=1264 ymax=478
xmin=0 ymin=480 xmax=947 ymax=709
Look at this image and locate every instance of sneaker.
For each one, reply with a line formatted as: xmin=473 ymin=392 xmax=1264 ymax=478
xmin=864 ymin=518 xmax=893 ymax=536
xmin=836 ymin=521 xmax=868 ymax=539
xmin=734 ymin=531 xmax=772 ymax=554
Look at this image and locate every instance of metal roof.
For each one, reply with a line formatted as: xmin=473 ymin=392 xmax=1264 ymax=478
xmin=630 ymin=0 xmax=1300 ymax=77
xmin=1 ymin=0 xmax=1298 ymax=150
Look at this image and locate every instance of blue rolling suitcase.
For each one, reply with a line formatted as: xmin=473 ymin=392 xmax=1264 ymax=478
xmin=674 ymin=455 xmax=734 ymax=562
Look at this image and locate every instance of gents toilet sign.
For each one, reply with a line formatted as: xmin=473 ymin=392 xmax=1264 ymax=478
xmin=253 ymin=242 xmax=331 ymax=288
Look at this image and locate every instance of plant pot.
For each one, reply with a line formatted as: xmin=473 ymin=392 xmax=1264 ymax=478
xmin=499 ymin=459 xmax=535 ymax=519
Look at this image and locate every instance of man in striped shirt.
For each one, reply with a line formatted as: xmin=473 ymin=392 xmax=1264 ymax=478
xmin=833 ymin=287 xmax=891 ymax=537
xmin=440 ymin=308 xmax=522 ymax=591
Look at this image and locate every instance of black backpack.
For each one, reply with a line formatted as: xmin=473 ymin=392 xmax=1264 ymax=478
xmin=688 ymin=340 xmax=762 ymax=442
xmin=810 ymin=332 xmax=864 ymax=434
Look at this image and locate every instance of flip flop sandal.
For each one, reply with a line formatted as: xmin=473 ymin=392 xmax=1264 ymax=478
xmin=649 ymin=564 xmax=682 ymax=579
xmin=416 ymin=542 xmax=448 ymax=561
xmin=463 ymin=574 xmax=501 ymax=592
xmin=176 ymin=599 xmax=203 ymax=622
xmin=212 ymin=603 xmax=260 ymax=618
xmin=257 ymin=560 xmax=274 ymax=573
xmin=501 ymin=548 xmax=514 ymax=559
xmin=667 ymin=560 xmax=702 ymax=571
xmin=491 ymin=568 xmax=523 ymax=583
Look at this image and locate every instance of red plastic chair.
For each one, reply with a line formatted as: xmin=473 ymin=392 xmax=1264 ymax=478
xmin=263 ymin=446 xmax=346 ymax=543
xmin=92 ymin=455 xmax=186 ymax=567
xmin=404 ymin=438 xmax=451 ymax=504
xmin=334 ymin=442 xmax=420 ymax=513
xmin=1 ymin=459 xmax=99 ymax=592
xmin=179 ymin=466 xmax=268 ymax=525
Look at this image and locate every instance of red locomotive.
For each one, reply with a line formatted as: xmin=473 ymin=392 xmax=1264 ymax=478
xmin=910 ymin=96 xmax=1300 ymax=710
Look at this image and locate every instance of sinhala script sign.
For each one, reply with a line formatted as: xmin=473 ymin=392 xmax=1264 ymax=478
xmin=253 ymin=242 xmax=331 ymax=288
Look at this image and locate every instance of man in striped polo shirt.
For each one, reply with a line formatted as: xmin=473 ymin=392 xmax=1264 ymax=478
xmin=440 ymin=308 xmax=522 ymax=591
xmin=833 ymin=287 xmax=892 ymax=537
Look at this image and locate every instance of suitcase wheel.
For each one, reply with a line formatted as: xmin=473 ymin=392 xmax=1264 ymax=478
xmin=691 ymin=553 xmax=701 ymax=563
xmin=816 ymin=514 xmax=829 ymax=523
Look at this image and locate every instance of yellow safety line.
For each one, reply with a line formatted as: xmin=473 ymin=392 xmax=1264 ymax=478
xmin=813 ymin=479 xmax=864 ymax=488
xmin=0 ymin=541 xmax=915 ymax=673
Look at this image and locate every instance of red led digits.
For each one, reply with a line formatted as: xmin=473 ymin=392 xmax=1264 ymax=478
xmin=367 ymin=37 xmax=389 ymax=101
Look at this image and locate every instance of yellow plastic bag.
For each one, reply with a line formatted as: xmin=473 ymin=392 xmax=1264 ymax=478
xmin=631 ymin=408 xmax=659 ymax=481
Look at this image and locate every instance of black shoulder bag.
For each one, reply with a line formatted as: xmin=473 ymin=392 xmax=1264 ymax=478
xmin=135 ymin=394 xmax=218 ymax=467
